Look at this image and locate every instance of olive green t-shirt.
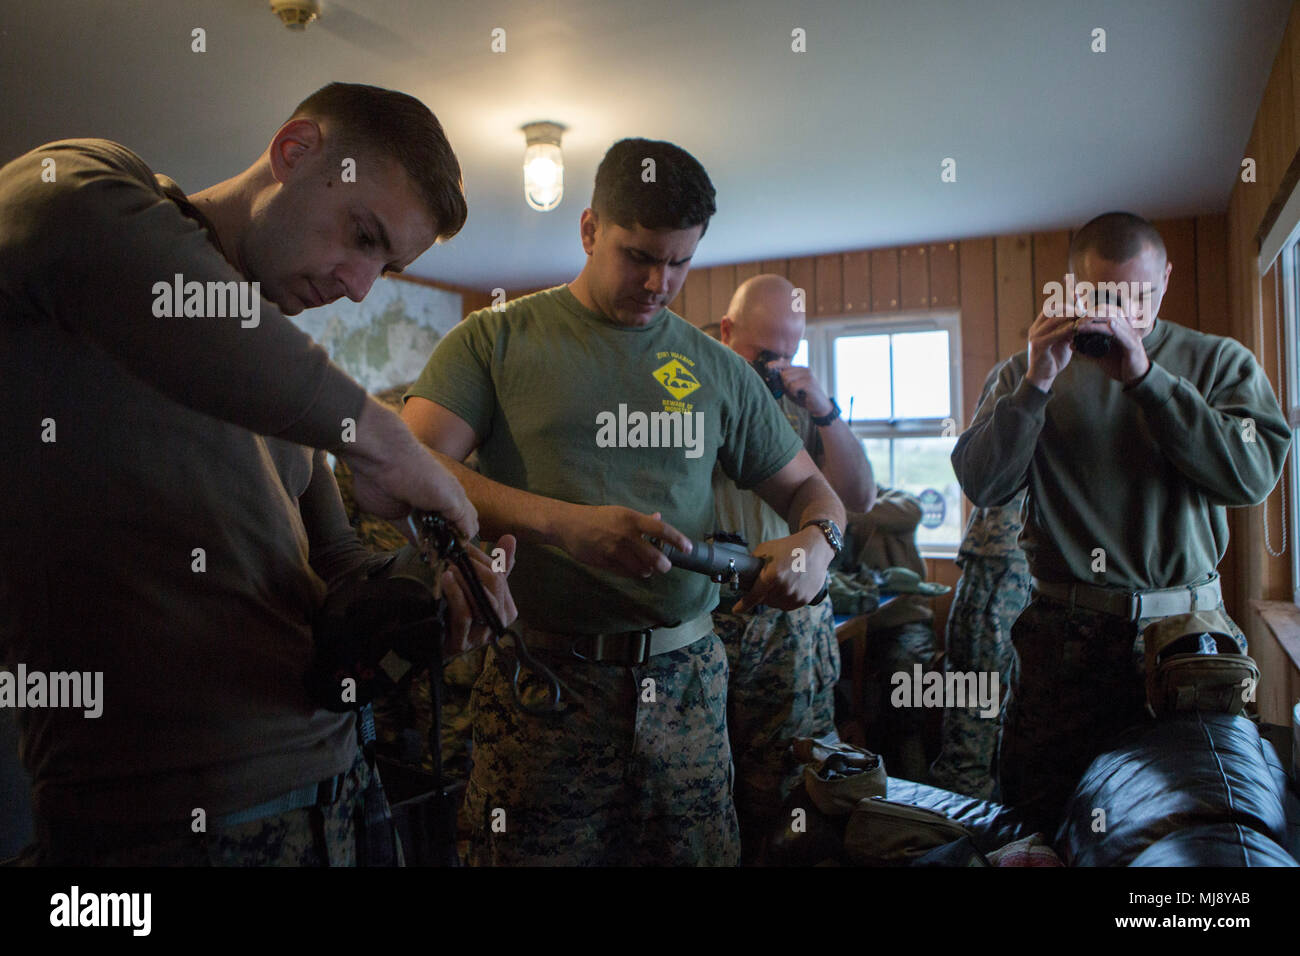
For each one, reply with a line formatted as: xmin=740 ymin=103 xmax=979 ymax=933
xmin=408 ymin=286 xmax=803 ymax=632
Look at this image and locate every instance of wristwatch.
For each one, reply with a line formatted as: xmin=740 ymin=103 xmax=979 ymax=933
xmin=800 ymin=518 xmax=843 ymax=556
xmin=810 ymin=399 xmax=841 ymax=427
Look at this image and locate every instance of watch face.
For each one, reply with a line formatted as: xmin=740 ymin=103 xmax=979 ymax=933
xmin=826 ymin=520 xmax=843 ymax=552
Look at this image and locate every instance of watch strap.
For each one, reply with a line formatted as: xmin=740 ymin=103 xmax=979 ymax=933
xmin=810 ymin=399 xmax=841 ymax=427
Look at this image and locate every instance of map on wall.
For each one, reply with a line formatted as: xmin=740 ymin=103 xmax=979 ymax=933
xmin=286 ymin=276 xmax=462 ymax=393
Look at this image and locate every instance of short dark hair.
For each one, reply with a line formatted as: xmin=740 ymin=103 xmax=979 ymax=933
xmin=290 ymin=83 xmax=468 ymax=241
xmin=591 ymin=138 xmax=716 ymax=236
xmin=1068 ymin=211 xmax=1167 ymax=271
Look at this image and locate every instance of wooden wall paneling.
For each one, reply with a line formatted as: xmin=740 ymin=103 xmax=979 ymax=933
xmin=735 ymin=261 xmax=762 ymax=287
xmin=928 ymin=242 xmax=959 ymax=308
xmin=1293 ymin=4 xmax=1300 ymax=149
xmin=870 ymin=248 xmax=900 ymax=312
xmin=1152 ymin=219 xmax=1198 ymax=330
xmin=1195 ymin=215 xmax=1230 ymax=339
xmin=1030 ymin=230 xmax=1070 ymax=321
xmin=681 ymin=268 xmax=711 ymax=326
xmin=994 ymin=234 xmax=1034 ymax=361
xmin=843 ymin=251 xmax=872 ymax=313
xmin=1243 ymin=123 xmax=1270 ymax=244
xmin=815 ymin=254 xmax=844 ymax=316
xmin=788 ymin=256 xmax=817 ymax=318
xmin=760 ymin=259 xmax=788 ymax=279
xmin=957 ymin=238 xmax=997 ymax=429
xmin=899 ymin=245 xmax=929 ymax=310
xmin=460 ymin=289 xmax=493 ymax=319
xmin=708 ymin=265 xmax=736 ymax=323
xmin=1260 ymin=27 xmax=1296 ymax=219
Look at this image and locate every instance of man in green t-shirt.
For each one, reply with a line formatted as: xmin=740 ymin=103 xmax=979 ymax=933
xmin=403 ymin=139 xmax=846 ymax=866
xmin=707 ymin=274 xmax=874 ymax=862
xmin=952 ymin=212 xmax=1290 ymax=830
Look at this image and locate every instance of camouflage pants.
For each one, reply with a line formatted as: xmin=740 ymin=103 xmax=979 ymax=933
xmin=713 ymin=599 xmax=839 ymax=852
xmin=464 ymin=634 xmax=739 ymax=866
xmin=372 ymin=647 xmax=486 ymax=782
xmin=997 ymin=593 xmax=1246 ymax=832
xmin=18 ymin=749 xmax=383 ymax=866
xmin=928 ymin=555 xmax=1030 ymax=799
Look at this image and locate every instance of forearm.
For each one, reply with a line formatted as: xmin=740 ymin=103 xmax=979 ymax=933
xmin=952 ymin=379 xmax=1045 ymax=506
xmin=817 ymin=419 xmax=875 ymax=512
xmin=429 ymin=450 xmax=572 ymax=546
xmin=1129 ymin=362 xmax=1291 ymax=505
xmin=301 ymin=451 xmax=391 ymax=590
xmin=782 ymin=472 xmax=847 ymax=537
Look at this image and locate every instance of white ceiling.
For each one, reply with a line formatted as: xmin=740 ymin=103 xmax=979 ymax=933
xmin=1 ymin=0 xmax=1290 ymax=290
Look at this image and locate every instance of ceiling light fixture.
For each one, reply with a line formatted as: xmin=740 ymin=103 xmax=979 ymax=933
xmin=521 ymin=121 xmax=566 ymax=212
xmin=270 ymin=0 xmax=319 ymax=30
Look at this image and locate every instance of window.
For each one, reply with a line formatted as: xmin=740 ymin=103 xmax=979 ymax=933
xmin=801 ymin=311 xmax=964 ymax=553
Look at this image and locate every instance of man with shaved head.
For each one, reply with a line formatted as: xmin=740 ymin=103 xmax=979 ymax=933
xmin=953 ymin=211 xmax=1290 ymax=830
xmin=710 ymin=273 xmax=874 ymax=861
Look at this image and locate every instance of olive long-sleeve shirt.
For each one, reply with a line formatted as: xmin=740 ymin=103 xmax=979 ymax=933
xmin=951 ymin=319 xmax=1290 ymax=589
xmin=0 ymin=139 xmax=372 ymax=825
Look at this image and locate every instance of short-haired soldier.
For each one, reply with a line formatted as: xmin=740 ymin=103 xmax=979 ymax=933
xmin=951 ymin=212 xmax=1290 ymax=830
xmin=0 ymin=83 xmax=515 ymax=865
xmin=403 ymin=138 xmax=846 ymax=866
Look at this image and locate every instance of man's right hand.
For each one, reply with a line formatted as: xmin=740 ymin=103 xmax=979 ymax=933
xmin=338 ymin=397 xmax=479 ymax=540
xmin=1025 ymin=305 xmax=1078 ymax=392
xmin=554 ymin=504 xmax=693 ymax=578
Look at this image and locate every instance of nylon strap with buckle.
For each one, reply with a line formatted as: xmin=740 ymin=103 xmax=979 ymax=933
xmin=518 ymin=613 xmax=714 ymax=666
xmin=1031 ymin=574 xmax=1222 ymax=621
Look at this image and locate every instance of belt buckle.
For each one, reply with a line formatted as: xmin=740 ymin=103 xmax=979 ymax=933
xmin=624 ymin=628 xmax=653 ymax=666
xmin=587 ymin=629 xmax=654 ymax=666
xmin=1127 ymin=591 xmax=1142 ymax=620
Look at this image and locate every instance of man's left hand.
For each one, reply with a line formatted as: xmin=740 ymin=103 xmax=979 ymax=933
xmin=1073 ymin=308 xmax=1151 ymax=387
xmin=779 ymin=366 xmax=834 ymax=418
xmin=731 ymin=526 xmax=832 ymax=613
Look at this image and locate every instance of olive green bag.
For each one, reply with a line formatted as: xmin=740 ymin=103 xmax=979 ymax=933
xmin=1142 ymin=610 xmax=1259 ymax=718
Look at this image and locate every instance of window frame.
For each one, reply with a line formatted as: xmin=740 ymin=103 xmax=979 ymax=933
xmin=803 ymin=308 xmax=964 ymax=555
xmin=1282 ymin=242 xmax=1300 ymax=605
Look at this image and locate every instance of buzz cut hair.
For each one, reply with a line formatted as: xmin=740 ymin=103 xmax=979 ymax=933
xmin=591 ymin=138 xmax=717 ymax=237
xmin=289 ymin=82 xmax=468 ymax=242
xmin=1068 ymin=211 xmax=1167 ymax=271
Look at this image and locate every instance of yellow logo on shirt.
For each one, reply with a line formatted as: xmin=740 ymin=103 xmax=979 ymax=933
xmin=653 ymin=357 xmax=700 ymax=401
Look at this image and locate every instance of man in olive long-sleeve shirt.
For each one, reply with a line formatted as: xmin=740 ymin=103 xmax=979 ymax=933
xmin=951 ymin=212 xmax=1289 ymax=828
xmin=0 ymin=84 xmax=514 ymax=865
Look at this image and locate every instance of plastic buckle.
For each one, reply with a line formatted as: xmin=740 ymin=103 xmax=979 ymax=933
xmin=625 ymin=629 xmax=654 ymax=666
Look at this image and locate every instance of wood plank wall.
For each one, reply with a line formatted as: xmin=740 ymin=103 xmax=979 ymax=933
xmin=1227 ymin=0 xmax=1300 ymax=724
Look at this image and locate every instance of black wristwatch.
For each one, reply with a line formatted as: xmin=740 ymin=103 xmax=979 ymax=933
xmin=801 ymin=518 xmax=843 ymax=556
xmin=810 ymin=399 xmax=841 ymax=427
